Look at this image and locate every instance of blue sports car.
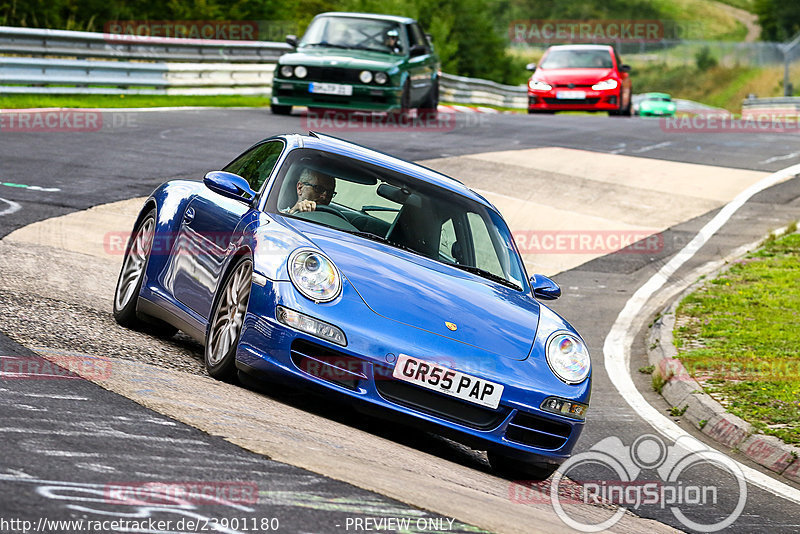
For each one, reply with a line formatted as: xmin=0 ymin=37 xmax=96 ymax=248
xmin=113 ymin=132 xmax=591 ymax=478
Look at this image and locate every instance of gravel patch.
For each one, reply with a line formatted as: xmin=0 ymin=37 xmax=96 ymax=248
xmin=0 ymin=240 xmax=206 ymax=375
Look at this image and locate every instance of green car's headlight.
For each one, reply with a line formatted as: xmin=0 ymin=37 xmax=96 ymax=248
xmin=374 ymin=72 xmax=388 ymax=84
xmin=546 ymin=332 xmax=590 ymax=384
xmin=289 ymin=249 xmax=341 ymax=303
xmin=359 ymin=70 xmax=373 ymax=84
xmin=280 ymin=65 xmax=293 ymax=78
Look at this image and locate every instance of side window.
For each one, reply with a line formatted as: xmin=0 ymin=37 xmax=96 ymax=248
xmin=466 ymin=212 xmax=504 ymax=278
xmin=223 ymin=140 xmax=283 ymax=192
xmin=407 ymin=23 xmax=427 ymax=49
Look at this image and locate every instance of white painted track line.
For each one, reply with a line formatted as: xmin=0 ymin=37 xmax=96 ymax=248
xmin=604 ymin=162 xmax=800 ymax=505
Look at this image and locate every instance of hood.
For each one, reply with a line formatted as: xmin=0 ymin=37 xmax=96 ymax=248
xmin=279 ymin=48 xmax=403 ymax=71
xmin=288 ymin=220 xmax=540 ymax=361
xmin=534 ymin=68 xmax=615 ymax=85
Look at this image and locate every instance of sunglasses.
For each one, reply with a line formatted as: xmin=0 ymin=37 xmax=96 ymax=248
xmin=300 ymin=181 xmax=337 ymax=197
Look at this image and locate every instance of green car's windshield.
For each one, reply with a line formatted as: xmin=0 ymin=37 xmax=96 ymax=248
xmin=540 ymin=49 xmax=613 ymax=69
xmin=299 ymin=16 xmax=405 ymax=54
xmin=266 ymin=149 xmax=527 ymax=291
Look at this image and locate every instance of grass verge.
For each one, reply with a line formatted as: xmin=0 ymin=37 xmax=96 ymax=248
xmin=674 ymin=227 xmax=800 ymax=445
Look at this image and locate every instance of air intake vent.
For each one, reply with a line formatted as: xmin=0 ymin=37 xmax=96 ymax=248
xmin=290 ymin=340 xmax=366 ymax=390
xmin=374 ymin=366 xmax=510 ymax=430
xmin=505 ymin=411 xmax=571 ymax=450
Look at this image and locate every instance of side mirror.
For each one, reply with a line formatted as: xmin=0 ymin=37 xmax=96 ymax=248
xmin=425 ymin=33 xmax=433 ymax=42
xmin=204 ymin=171 xmax=256 ymax=204
xmin=409 ymin=44 xmax=427 ymax=57
xmin=620 ymin=64 xmax=631 ymax=73
xmin=286 ymin=35 xmax=298 ymax=47
xmin=530 ymin=274 xmax=561 ymax=300
xmin=526 ymin=62 xmax=537 ymax=72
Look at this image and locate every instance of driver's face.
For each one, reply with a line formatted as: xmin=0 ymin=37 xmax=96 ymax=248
xmin=297 ymin=172 xmax=336 ymax=205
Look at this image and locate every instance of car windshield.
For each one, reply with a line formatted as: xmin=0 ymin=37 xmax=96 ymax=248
xmin=266 ymin=148 xmax=527 ymax=290
xmin=299 ymin=16 xmax=404 ymax=54
xmin=540 ymin=49 xmax=613 ymax=69
xmin=645 ymin=96 xmax=672 ymax=102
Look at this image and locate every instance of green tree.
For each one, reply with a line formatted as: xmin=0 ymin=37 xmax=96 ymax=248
xmin=755 ymin=0 xmax=800 ymax=41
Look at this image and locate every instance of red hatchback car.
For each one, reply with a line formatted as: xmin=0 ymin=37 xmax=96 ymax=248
xmin=527 ymin=44 xmax=632 ymax=116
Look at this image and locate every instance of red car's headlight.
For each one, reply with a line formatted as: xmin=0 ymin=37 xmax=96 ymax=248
xmin=528 ymin=79 xmax=552 ymax=91
xmin=592 ymin=79 xmax=618 ymax=90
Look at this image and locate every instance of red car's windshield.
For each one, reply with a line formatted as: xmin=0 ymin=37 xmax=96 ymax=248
xmin=540 ymin=49 xmax=613 ymax=69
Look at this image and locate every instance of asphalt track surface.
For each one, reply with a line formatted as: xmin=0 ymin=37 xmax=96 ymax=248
xmin=1 ymin=109 xmax=800 ymax=533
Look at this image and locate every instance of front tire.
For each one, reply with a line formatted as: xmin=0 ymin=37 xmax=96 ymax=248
xmin=113 ymin=210 xmax=155 ymax=328
xmin=488 ymin=451 xmax=560 ymax=480
xmin=271 ymin=104 xmax=292 ymax=115
xmin=419 ymin=80 xmax=438 ymax=119
xmin=205 ymin=257 xmax=253 ymax=382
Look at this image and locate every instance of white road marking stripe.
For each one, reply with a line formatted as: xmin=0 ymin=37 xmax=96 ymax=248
xmin=760 ymin=151 xmax=800 ymax=165
xmin=632 ymin=141 xmax=672 ymax=153
xmin=604 ymin=162 xmax=800 ymax=504
xmin=0 ymin=197 xmax=21 ymax=216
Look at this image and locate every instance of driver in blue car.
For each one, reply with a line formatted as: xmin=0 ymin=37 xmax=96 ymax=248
xmin=288 ymin=169 xmax=337 ymax=214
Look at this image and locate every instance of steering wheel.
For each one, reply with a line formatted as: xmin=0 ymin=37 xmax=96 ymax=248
xmin=312 ymin=204 xmax=350 ymax=221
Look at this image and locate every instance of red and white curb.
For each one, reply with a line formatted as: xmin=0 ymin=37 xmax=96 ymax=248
xmin=648 ymin=251 xmax=800 ymax=484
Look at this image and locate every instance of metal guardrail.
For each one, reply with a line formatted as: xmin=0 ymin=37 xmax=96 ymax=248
xmin=741 ymin=96 xmax=800 ymax=116
xmin=439 ymin=73 xmax=527 ymax=108
xmin=0 ymin=25 xmax=290 ymax=62
xmin=1 ymin=25 xmax=528 ymax=105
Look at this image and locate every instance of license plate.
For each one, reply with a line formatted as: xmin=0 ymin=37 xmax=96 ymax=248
xmin=309 ymin=83 xmax=353 ymax=96
xmin=556 ymin=91 xmax=586 ymax=100
xmin=392 ymin=354 xmax=504 ymax=409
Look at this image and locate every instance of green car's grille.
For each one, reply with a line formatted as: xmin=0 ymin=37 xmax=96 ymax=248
xmin=303 ymin=67 xmax=362 ymax=84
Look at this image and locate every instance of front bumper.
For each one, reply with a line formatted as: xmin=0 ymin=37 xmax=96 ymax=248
xmin=235 ymin=279 xmax=589 ymax=464
xmin=271 ymin=78 xmax=403 ymax=112
xmin=528 ymin=89 xmax=622 ymax=112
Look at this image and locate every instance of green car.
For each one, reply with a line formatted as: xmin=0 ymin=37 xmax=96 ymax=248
xmin=636 ymin=92 xmax=677 ymax=117
xmin=270 ymin=12 xmax=440 ymax=117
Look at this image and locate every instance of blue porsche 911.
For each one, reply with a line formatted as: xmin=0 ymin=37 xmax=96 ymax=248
xmin=113 ymin=132 xmax=591 ymax=479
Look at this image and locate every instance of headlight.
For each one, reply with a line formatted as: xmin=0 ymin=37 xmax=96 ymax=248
xmin=592 ymin=79 xmax=618 ymax=90
xmin=294 ymin=66 xmax=308 ymax=78
xmin=374 ymin=72 xmax=388 ymax=84
xmin=667 ymin=103 xmax=676 ymax=110
xmin=359 ymin=70 xmax=373 ymax=84
xmin=289 ymin=249 xmax=341 ymax=303
xmin=528 ymin=80 xmax=552 ymax=91
xmin=546 ymin=332 xmax=590 ymax=384
xmin=280 ymin=65 xmax=293 ymax=78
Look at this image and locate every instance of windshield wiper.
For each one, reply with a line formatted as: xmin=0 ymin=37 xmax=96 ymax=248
xmin=443 ymin=262 xmax=521 ymax=290
xmin=346 ymin=230 xmax=419 ymax=254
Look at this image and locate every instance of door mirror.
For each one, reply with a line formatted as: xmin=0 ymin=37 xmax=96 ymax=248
xmin=286 ymin=34 xmax=298 ymax=47
xmin=526 ymin=63 xmax=537 ymax=72
xmin=530 ymin=274 xmax=561 ymax=300
xmin=409 ymin=44 xmax=427 ymax=58
xmin=204 ymin=171 xmax=256 ymax=204
xmin=620 ymin=64 xmax=631 ymax=73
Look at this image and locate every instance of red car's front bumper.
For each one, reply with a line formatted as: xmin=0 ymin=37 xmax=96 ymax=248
xmin=528 ymin=89 xmax=622 ymax=112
